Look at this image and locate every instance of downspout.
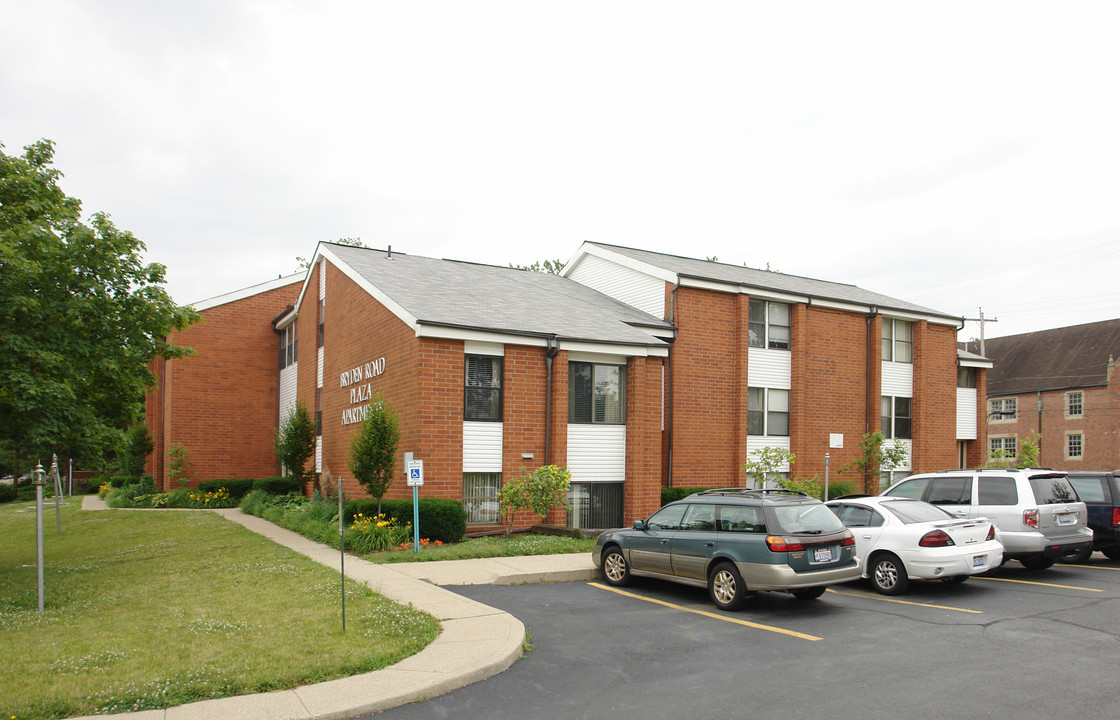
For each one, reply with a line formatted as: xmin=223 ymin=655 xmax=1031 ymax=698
xmin=666 ymin=280 xmax=681 ymax=487
xmin=544 ymin=336 xmax=560 ymax=465
xmin=865 ymin=305 xmax=879 ymax=492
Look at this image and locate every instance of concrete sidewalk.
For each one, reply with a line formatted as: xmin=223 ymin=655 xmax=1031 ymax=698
xmin=74 ymin=496 xmax=598 ymax=719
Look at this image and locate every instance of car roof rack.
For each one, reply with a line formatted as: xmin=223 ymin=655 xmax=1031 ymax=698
xmin=935 ymin=467 xmax=1057 ymax=473
xmin=693 ymin=488 xmax=810 ymax=498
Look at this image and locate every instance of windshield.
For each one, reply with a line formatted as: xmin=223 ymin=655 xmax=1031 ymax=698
xmin=769 ymin=503 xmax=846 ymax=534
xmin=882 ymin=500 xmax=954 ymax=524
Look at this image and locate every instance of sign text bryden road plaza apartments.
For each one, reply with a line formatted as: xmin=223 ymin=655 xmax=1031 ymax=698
xmin=339 ymin=357 xmax=386 ymax=426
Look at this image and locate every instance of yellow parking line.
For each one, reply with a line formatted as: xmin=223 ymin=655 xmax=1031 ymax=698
xmin=824 ymin=588 xmax=983 ymax=614
xmin=1061 ymin=563 xmax=1120 ymax=571
xmin=587 ymin=582 xmax=822 ymax=641
xmin=972 ymin=576 xmax=1102 ymax=592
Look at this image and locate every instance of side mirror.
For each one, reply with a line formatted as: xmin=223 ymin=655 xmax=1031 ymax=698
xmin=633 ymin=520 xmax=647 ymax=531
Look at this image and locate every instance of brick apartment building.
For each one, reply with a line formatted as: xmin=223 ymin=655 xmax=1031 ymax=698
xmin=970 ymin=319 xmax=1120 ymax=470
xmin=146 ymin=242 xmax=988 ymax=529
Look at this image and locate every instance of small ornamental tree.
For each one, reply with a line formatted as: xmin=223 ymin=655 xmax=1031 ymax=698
xmin=348 ymin=394 xmax=401 ymax=514
xmin=840 ymin=431 xmax=909 ymax=492
xmin=987 ymin=432 xmax=1041 ymax=468
xmin=498 ymin=465 xmax=572 ymax=535
xmin=167 ymin=444 xmax=195 ymax=487
xmin=742 ymin=446 xmax=795 ymax=489
xmin=275 ymin=401 xmax=316 ymax=487
xmin=121 ymin=422 xmax=154 ymax=478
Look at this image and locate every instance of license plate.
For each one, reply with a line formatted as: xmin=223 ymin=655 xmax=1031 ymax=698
xmin=972 ymin=554 xmax=986 ymax=569
xmin=1057 ymin=513 xmax=1076 ymax=526
xmin=812 ymin=547 xmax=833 ymax=564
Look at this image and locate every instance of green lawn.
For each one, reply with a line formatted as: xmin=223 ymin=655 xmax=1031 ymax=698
xmin=0 ymin=501 xmax=439 ymax=719
xmin=369 ymin=533 xmax=597 ymax=563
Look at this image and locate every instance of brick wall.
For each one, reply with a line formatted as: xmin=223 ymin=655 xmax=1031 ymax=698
xmin=146 ymin=281 xmax=300 ymax=489
xmin=911 ymin=320 xmax=960 ymax=473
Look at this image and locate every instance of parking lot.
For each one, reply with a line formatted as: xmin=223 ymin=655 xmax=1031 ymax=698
xmin=369 ymin=556 xmax=1120 ymax=719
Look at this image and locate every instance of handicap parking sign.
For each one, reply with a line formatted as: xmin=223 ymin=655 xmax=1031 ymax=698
xmin=406 ymin=460 xmax=424 ymax=487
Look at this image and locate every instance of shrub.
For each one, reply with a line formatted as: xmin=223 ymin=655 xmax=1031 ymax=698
xmin=661 ymin=487 xmax=717 ymax=505
xmin=0 ymin=484 xmax=16 ymax=503
xmin=109 ymin=475 xmax=133 ymax=488
xmin=346 ymin=498 xmax=466 ymax=544
xmin=198 ymin=478 xmax=255 ymax=499
xmin=347 ymin=512 xmax=411 ymax=553
xmin=253 ymin=476 xmax=302 ymax=496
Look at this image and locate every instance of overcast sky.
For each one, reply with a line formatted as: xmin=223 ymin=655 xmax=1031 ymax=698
xmin=3 ymin=1 xmax=1118 ymax=341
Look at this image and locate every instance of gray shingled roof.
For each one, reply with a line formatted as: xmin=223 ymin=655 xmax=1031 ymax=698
xmin=586 ymin=242 xmax=960 ymax=321
xmin=976 ymin=319 xmax=1120 ymax=395
xmin=326 ymin=244 xmax=673 ymax=347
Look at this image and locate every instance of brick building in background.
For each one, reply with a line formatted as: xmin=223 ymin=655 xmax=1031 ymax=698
xmin=970 ymin=319 xmax=1120 ymax=470
xmin=147 ymin=242 xmax=987 ymax=529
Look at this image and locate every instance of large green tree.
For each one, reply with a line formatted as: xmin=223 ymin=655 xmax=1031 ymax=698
xmin=0 ymin=139 xmax=198 ymax=472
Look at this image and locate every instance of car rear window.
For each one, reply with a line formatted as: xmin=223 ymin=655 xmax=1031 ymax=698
xmin=978 ymin=476 xmax=1018 ymax=505
xmin=1068 ymin=477 xmax=1106 ymax=503
xmin=1028 ymin=474 xmax=1078 ymax=505
xmin=769 ymin=503 xmax=846 ymax=534
xmin=882 ymin=500 xmax=954 ymax=524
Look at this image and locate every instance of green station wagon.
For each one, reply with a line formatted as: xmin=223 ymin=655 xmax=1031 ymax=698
xmin=592 ymin=489 xmax=861 ymax=610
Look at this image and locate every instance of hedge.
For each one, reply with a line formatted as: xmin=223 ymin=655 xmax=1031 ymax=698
xmin=197 ymin=477 xmax=302 ymax=499
xmin=344 ymin=498 xmax=466 ymax=544
xmin=0 ymin=484 xmax=16 ymax=504
xmin=661 ymin=486 xmax=719 ymax=505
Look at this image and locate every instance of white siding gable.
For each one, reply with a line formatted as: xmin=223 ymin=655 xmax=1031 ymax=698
xmin=567 ymin=253 xmax=665 ymax=317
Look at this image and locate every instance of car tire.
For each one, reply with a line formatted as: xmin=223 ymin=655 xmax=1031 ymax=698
xmin=600 ymin=546 xmax=631 ymax=587
xmin=1059 ymin=546 xmax=1093 ymax=564
xmin=940 ymin=575 xmax=968 ymax=584
xmin=792 ymin=586 xmax=826 ymax=600
xmin=708 ymin=562 xmax=750 ymax=611
xmin=870 ymin=553 xmax=909 ymax=595
xmin=1102 ymin=547 xmax=1120 ymax=561
xmin=1019 ymin=556 xmax=1055 ymax=571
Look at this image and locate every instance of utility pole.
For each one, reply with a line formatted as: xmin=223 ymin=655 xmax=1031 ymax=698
xmin=963 ymin=307 xmax=998 ymax=357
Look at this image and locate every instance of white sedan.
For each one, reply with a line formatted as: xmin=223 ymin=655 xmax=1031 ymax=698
xmin=825 ymin=496 xmax=1004 ymax=595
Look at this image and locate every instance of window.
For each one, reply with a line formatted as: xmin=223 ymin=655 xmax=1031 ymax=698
xmin=568 ymin=483 xmax=624 ymax=529
xmin=989 ymin=398 xmax=1016 ymax=421
xmin=882 ymin=319 xmax=913 ymax=363
xmin=463 ymin=473 xmax=501 ymax=524
xmin=978 ymin=476 xmax=1018 ymax=505
xmin=885 ymin=476 xmax=929 ymax=499
xmin=748 ymin=388 xmax=789 ymax=436
xmin=569 ymin=362 xmax=626 ymax=424
xmin=748 ymin=299 xmax=791 ymax=350
xmin=278 ymin=325 xmax=297 ymax=369
xmin=989 ymin=436 xmax=1017 ymax=460
xmin=717 ymin=506 xmax=766 ymax=533
xmin=881 ymin=396 xmax=912 ymax=439
xmin=926 ymin=477 xmax=973 ymax=505
xmin=1067 ymin=433 xmax=1083 ymax=459
xmin=679 ymin=504 xmax=717 ymax=531
xmin=957 ymin=367 xmax=976 ymax=388
xmin=465 ymin=355 xmax=503 ymax=421
xmin=317 ymin=299 xmax=324 ymax=348
xmin=1066 ymin=391 xmax=1083 ymax=417
xmin=835 ymin=505 xmax=885 ymax=528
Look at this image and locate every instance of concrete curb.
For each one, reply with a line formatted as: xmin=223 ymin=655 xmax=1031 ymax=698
xmin=69 ymin=502 xmax=532 ymax=719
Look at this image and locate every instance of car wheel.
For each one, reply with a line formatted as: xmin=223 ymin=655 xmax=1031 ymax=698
xmin=601 ymin=546 xmax=631 ymax=587
xmin=792 ymin=586 xmax=826 ymax=600
xmin=708 ymin=562 xmax=751 ymax=611
xmin=1019 ymin=556 xmax=1055 ymax=571
xmin=1059 ymin=546 xmax=1093 ymax=564
xmin=1102 ymin=547 xmax=1120 ymax=561
xmin=940 ymin=575 xmax=968 ymax=584
xmin=870 ymin=553 xmax=909 ymax=595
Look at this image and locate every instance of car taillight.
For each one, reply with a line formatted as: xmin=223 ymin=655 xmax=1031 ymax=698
xmin=919 ymin=530 xmax=955 ymax=547
xmin=986 ymin=524 xmax=996 ymax=541
xmin=766 ymin=536 xmax=804 ymax=552
xmin=1113 ymin=508 xmax=1120 ymax=528
xmin=840 ymin=533 xmax=856 ymax=547
xmin=1024 ymin=509 xmax=1039 ymax=528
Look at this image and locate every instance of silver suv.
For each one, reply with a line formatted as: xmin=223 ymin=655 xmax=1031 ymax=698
xmin=881 ymin=468 xmax=1093 ymax=570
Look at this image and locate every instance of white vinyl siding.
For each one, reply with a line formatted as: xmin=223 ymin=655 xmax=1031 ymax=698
xmin=956 ymin=387 xmax=978 ymax=440
xmin=279 ymin=364 xmax=298 ymax=426
xmin=747 ymin=347 xmax=792 ymax=388
xmin=746 ymin=437 xmax=791 ymax=471
xmin=566 ymin=253 xmax=665 ymax=317
xmin=566 ymin=424 xmax=626 ymax=483
xmin=884 ymin=438 xmax=912 ymax=472
xmin=463 ymin=421 xmax=503 ymax=473
xmin=881 ymin=361 xmax=914 ymax=397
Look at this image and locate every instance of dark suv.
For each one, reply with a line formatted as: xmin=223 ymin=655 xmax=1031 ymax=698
xmin=592 ymin=489 xmax=861 ymax=610
xmin=1063 ymin=471 xmax=1120 ymax=562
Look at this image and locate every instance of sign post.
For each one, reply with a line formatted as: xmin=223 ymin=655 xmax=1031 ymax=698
xmin=406 ymin=459 xmax=424 ymax=553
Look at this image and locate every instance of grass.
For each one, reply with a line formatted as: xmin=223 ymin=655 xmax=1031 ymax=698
xmin=0 ymin=500 xmax=439 ymax=719
xmin=367 ymin=533 xmax=597 ymax=563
